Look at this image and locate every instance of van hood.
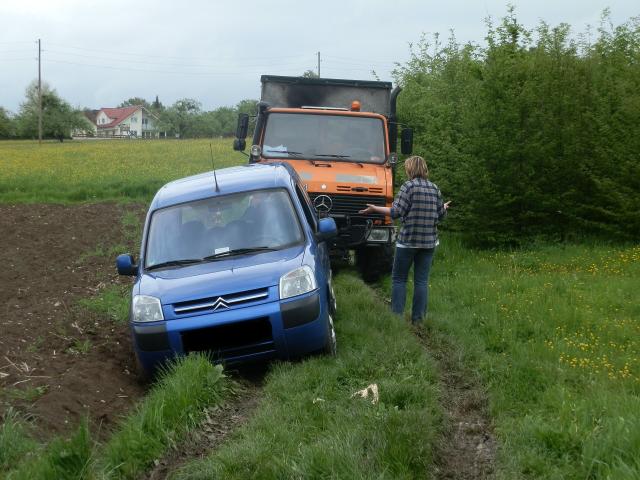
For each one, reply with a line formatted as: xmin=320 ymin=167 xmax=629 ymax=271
xmin=138 ymin=245 xmax=304 ymax=305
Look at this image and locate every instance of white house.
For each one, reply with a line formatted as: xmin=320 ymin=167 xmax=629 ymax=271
xmin=95 ymin=106 xmax=160 ymax=138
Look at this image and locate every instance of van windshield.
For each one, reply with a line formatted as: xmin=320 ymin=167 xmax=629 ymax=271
xmin=262 ymin=113 xmax=386 ymax=163
xmin=145 ymin=189 xmax=303 ymax=270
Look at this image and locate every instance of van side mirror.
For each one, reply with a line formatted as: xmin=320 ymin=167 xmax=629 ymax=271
xmin=400 ymin=128 xmax=413 ymax=155
xmin=316 ymin=218 xmax=338 ymax=242
xmin=236 ymin=113 xmax=249 ymax=140
xmin=116 ymin=254 xmax=138 ymax=276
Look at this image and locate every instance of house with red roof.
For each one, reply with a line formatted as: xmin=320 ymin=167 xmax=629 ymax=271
xmin=95 ymin=105 xmax=161 ymax=138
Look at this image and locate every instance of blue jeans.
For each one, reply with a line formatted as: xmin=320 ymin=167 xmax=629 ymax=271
xmin=391 ymin=246 xmax=435 ymax=324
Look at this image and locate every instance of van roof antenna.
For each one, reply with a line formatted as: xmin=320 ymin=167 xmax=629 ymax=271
xmin=209 ymin=143 xmax=220 ymax=192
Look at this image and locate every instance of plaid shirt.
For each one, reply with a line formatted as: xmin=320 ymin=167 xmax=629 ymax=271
xmin=390 ymin=177 xmax=446 ymax=249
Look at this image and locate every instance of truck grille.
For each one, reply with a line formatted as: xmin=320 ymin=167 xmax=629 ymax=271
xmin=310 ymin=194 xmax=386 ymax=218
xmin=172 ymin=288 xmax=269 ymax=316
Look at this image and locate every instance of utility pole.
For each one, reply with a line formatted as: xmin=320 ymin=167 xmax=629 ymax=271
xmin=317 ymin=51 xmax=321 ymax=78
xmin=38 ymin=38 xmax=42 ymax=145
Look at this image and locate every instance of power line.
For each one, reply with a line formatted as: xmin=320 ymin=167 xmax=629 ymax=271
xmin=43 ymin=58 xmax=311 ymax=76
xmin=323 ymin=54 xmax=399 ymax=65
xmin=0 ymin=49 xmax=33 ymax=54
xmin=43 ymin=49 xmax=313 ymax=69
xmin=47 ymin=42 xmax=313 ymax=62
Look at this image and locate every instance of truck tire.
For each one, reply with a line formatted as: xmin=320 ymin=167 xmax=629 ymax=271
xmin=356 ymin=244 xmax=394 ymax=283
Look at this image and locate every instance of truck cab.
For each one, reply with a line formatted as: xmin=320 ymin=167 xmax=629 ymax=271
xmin=234 ymin=75 xmax=413 ymax=281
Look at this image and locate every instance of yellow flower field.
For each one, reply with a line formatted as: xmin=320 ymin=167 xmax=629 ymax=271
xmin=0 ymin=138 xmax=244 ymax=202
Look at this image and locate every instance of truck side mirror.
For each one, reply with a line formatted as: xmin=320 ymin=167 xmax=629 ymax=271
xmin=400 ymin=128 xmax=413 ymax=155
xmin=233 ymin=138 xmax=246 ymax=151
xmin=235 ymin=113 xmax=249 ymax=140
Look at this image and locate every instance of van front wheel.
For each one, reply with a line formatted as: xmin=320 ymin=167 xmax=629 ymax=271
xmin=323 ymin=314 xmax=337 ymax=356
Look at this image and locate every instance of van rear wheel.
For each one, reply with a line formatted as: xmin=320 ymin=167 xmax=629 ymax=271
xmin=356 ymin=244 xmax=394 ymax=283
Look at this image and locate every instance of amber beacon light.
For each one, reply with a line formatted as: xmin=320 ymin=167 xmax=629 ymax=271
xmin=350 ymin=100 xmax=361 ymax=111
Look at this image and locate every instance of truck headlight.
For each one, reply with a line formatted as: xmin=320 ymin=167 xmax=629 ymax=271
xmin=132 ymin=295 xmax=164 ymax=323
xmin=279 ymin=265 xmax=317 ymax=299
xmin=367 ymin=228 xmax=391 ymax=242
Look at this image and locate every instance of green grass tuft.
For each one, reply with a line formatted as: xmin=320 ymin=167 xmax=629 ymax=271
xmin=77 ymin=284 xmax=130 ymax=324
xmin=98 ymin=354 xmax=226 ymax=479
xmin=0 ymin=408 xmax=38 ymax=473
xmin=6 ymin=420 xmax=94 ymax=480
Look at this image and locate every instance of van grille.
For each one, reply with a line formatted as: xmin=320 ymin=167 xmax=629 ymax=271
xmin=181 ymin=317 xmax=274 ymax=360
xmin=172 ymin=288 xmax=269 ymax=315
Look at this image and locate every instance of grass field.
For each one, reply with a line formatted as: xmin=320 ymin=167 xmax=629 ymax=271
xmin=1 ymin=139 xmax=639 ymax=478
xmin=407 ymin=238 xmax=640 ymax=479
xmin=0 ymin=138 xmax=241 ymax=202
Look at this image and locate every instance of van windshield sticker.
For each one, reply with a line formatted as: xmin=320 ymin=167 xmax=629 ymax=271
xmin=215 ymin=247 xmax=230 ymax=255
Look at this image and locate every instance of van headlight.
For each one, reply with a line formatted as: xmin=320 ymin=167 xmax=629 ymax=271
xmin=132 ymin=295 xmax=164 ymax=323
xmin=279 ymin=265 xmax=317 ymax=299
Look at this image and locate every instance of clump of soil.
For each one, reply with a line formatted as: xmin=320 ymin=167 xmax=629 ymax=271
xmin=0 ymin=203 xmax=146 ymax=440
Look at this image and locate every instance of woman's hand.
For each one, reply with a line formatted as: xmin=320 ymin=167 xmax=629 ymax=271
xmin=444 ymin=201 xmax=452 ymax=210
xmin=359 ymin=204 xmax=377 ymax=215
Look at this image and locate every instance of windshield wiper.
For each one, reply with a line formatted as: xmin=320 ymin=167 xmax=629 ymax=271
xmin=315 ymin=154 xmax=351 ymax=159
xmin=202 ymin=246 xmax=276 ymax=260
xmin=264 ymin=149 xmax=303 ymax=156
xmin=146 ymin=258 xmax=203 ymax=271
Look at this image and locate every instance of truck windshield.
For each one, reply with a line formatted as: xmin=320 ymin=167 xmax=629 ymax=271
xmin=262 ymin=113 xmax=386 ymax=164
xmin=145 ymin=189 xmax=303 ymax=270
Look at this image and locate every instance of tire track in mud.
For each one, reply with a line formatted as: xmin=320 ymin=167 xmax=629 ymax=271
xmin=412 ymin=326 xmax=496 ymax=479
xmin=144 ymin=366 xmax=266 ymax=480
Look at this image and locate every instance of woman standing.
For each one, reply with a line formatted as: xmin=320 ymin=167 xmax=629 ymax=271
xmin=359 ymin=156 xmax=450 ymax=325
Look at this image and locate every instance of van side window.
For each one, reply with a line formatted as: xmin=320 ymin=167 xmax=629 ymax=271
xmin=295 ymin=184 xmax=317 ymax=232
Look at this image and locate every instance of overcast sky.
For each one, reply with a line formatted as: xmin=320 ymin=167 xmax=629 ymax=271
xmin=0 ymin=0 xmax=636 ymax=113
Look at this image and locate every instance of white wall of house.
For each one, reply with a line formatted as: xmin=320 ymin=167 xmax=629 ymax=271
xmin=141 ymin=110 xmax=159 ymax=138
xmin=96 ymin=111 xmax=112 ymax=126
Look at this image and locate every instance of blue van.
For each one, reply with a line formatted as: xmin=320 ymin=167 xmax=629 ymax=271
xmin=116 ymin=163 xmax=338 ymax=375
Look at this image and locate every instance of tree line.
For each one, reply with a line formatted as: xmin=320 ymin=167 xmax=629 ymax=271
xmin=393 ymin=8 xmax=639 ymax=246
xmin=0 ymin=85 xmax=257 ymax=140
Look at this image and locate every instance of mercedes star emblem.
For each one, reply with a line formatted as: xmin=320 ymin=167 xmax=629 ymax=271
xmin=313 ymin=195 xmax=333 ymax=213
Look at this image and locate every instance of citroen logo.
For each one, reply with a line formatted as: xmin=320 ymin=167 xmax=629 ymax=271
xmin=313 ymin=195 xmax=333 ymax=213
xmin=212 ymin=297 xmax=229 ymax=311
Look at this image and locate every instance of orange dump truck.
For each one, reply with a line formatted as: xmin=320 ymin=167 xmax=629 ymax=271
xmin=234 ymin=75 xmax=413 ymax=281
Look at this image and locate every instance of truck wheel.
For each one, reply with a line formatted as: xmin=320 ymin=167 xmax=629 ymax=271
xmin=356 ymin=244 xmax=394 ymax=283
